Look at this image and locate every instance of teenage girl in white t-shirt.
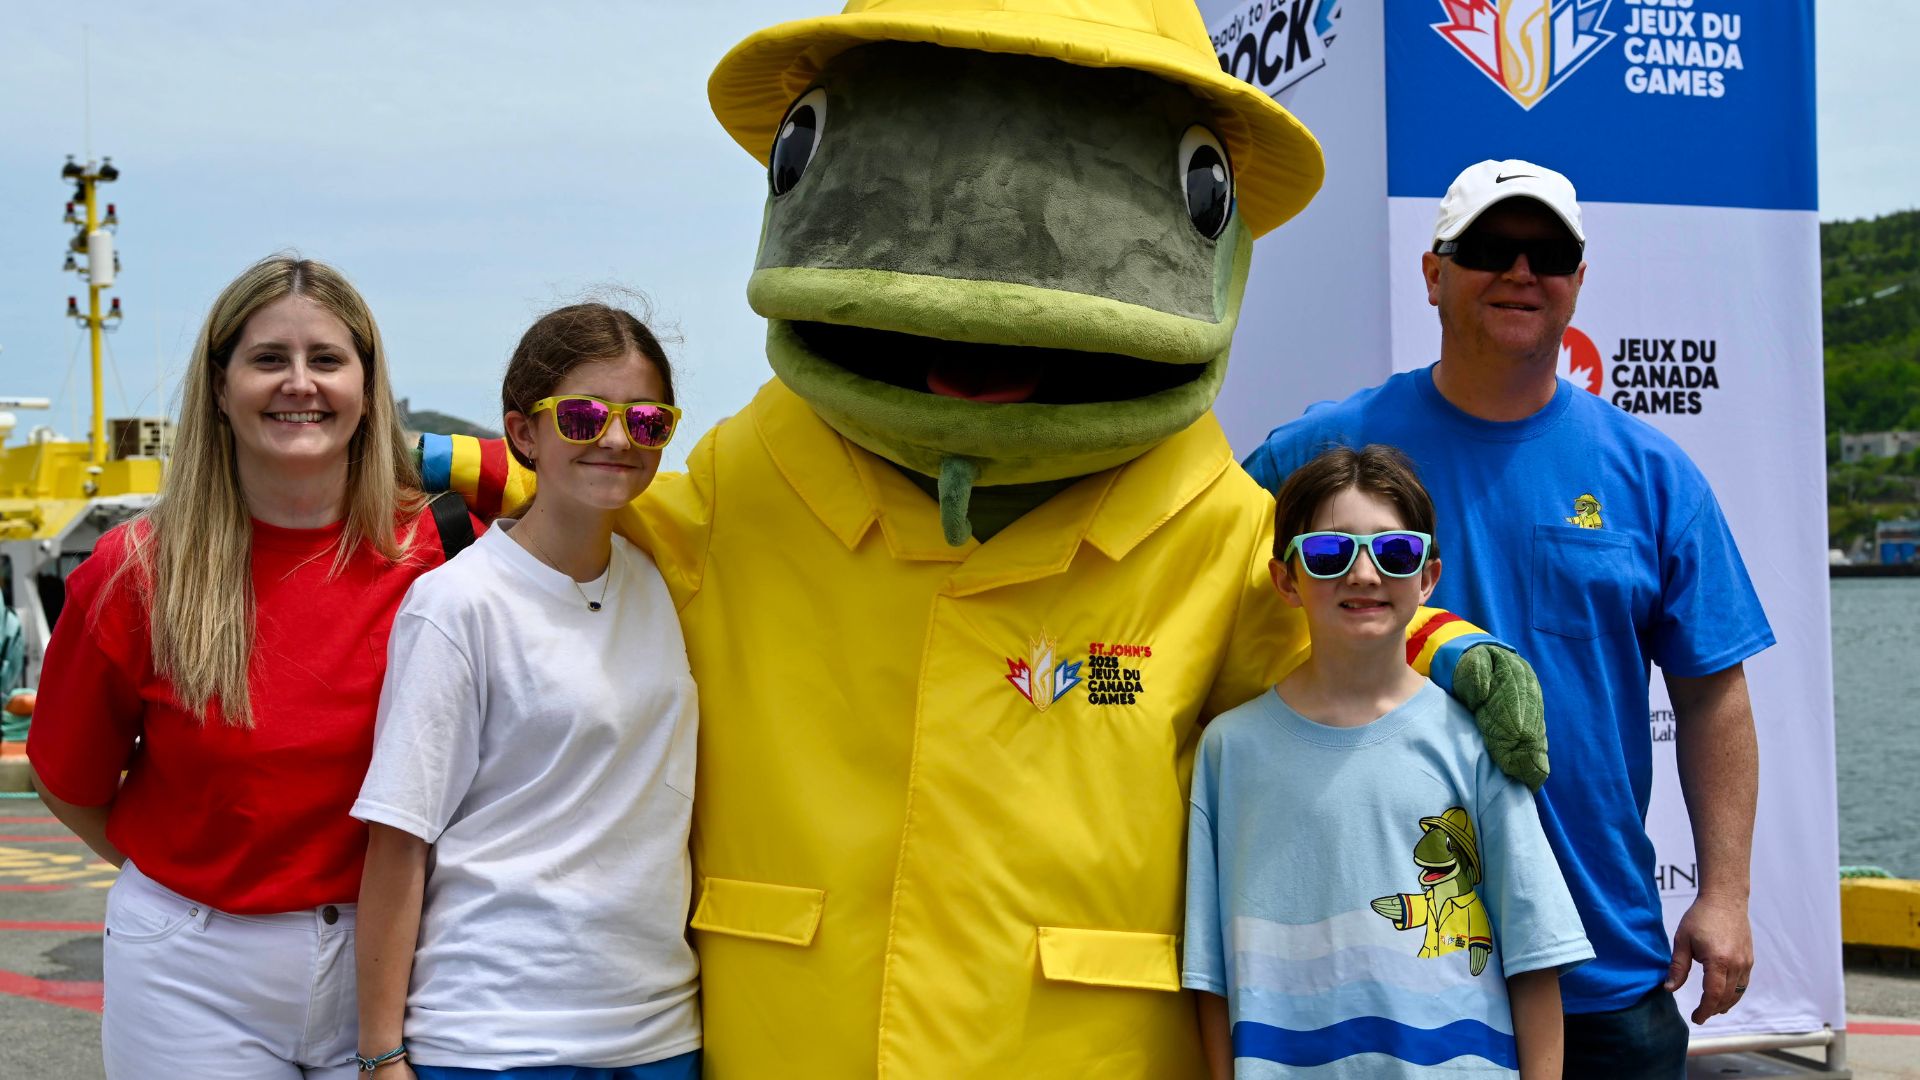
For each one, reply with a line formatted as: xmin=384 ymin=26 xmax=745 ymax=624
xmin=352 ymin=303 xmax=700 ymax=1080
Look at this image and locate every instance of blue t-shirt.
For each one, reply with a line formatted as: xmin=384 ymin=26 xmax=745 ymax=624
xmin=1183 ymin=681 xmax=1591 ymax=1078
xmin=1242 ymin=365 xmax=1774 ymax=1012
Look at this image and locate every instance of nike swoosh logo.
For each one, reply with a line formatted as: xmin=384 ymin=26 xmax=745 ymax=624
xmin=1495 ymin=173 xmax=1536 ymax=183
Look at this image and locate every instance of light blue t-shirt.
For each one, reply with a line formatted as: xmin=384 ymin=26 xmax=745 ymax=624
xmin=1183 ymin=681 xmax=1591 ymax=1077
xmin=1242 ymin=365 xmax=1773 ymax=1011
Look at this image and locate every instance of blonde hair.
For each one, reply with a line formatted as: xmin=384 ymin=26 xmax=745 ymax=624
xmin=113 ymin=255 xmax=425 ymax=726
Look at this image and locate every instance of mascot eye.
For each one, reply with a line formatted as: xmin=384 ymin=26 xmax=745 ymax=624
xmin=769 ymin=88 xmax=828 ymax=197
xmin=1178 ymin=126 xmax=1234 ymax=239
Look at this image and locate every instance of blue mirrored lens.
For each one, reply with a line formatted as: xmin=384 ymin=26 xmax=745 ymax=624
xmin=1298 ymin=534 xmax=1357 ymax=577
xmin=1370 ymin=533 xmax=1427 ymax=576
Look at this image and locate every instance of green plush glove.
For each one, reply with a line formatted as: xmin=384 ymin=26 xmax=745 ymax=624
xmin=1452 ymin=645 xmax=1549 ymax=790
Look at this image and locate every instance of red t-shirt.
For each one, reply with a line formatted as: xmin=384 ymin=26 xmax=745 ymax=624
xmin=28 ymin=511 xmax=472 ymax=913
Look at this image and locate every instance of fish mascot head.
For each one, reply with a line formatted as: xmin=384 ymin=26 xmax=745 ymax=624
xmin=708 ymin=0 xmax=1325 ymax=543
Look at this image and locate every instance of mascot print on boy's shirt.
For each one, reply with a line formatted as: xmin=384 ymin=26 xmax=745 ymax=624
xmin=424 ymin=1 xmax=1552 ymax=1075
xmin=1373 ymin=807 xmax=1494 ymax=977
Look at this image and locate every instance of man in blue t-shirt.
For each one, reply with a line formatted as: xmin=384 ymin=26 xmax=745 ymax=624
xmin=1244 ymin=160 xmax=1772 ymax=1078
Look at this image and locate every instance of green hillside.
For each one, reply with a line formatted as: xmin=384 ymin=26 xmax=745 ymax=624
xmin=398 ymin=400 xmax=500 ymax=440
xmin=1825 ymin=209 xmax=1920 ymax=550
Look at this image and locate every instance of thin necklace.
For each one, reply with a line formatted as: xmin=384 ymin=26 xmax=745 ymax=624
xmin=516 ymin=526 xmax=612 ymax=612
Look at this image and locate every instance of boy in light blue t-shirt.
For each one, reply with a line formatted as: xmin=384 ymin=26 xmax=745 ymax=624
xmin=1183 ymin=445 xmax=1591 ymax=1079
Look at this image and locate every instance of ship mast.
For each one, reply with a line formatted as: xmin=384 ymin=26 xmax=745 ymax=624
xmin=60 ymin=154 xmax=122 ymax=467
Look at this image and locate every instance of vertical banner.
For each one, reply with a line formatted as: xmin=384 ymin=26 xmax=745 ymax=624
xmin=1382 ymin=0 xmax=1839 ymax=1042
xmin=1214 ymin=0 xmax=1839 ymax=1046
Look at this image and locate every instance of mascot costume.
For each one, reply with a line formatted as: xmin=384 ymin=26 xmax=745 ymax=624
xmin=426 ymin=1 xmax=1548 ymax=1074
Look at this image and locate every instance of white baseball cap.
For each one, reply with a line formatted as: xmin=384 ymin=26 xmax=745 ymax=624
xmin=1432 ymin=159 xmax=1584 ymax=245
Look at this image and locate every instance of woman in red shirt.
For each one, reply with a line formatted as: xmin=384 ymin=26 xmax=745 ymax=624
xmin=28 ymin=256 xmax=467 ymax=1079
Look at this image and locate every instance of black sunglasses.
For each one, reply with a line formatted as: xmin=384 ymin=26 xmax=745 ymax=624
xmin=1434 ymin=232 xmax=1584 ymax=276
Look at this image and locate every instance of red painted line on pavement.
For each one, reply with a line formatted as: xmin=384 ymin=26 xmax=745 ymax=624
xmin=0 ymin=833 xmax=82 ymax=842
xmin=0 ymin=816 xmax=58 ymax=824
xmin=1852 ymin=1020 xmax=1920 ymax=1037
xmin=0 ymin=884 xmax=65 ymax=892
xmin=0 ymin=920 xmax=103 ymax=932
xmin=0 ymin=969 xmax=102 ymax=1013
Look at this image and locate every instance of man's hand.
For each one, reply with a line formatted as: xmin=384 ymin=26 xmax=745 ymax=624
xmin=1664 ymin=892 xmax=1753 ymax=1023
xmin=1666 ymin=663 xmax=1759 ymax=1025
xmin=1451 ymin=644 xmax=1548 ymax=790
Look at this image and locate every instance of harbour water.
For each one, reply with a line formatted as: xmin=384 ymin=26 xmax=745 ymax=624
xmin=1831 ymin=577 xmax=1920 ymax=878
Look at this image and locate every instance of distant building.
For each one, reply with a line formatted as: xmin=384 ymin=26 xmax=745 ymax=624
xmin=1841 ymin=431 xmax=1920 ymax=463
xmin=1878 ymin=519 xmax=1920 ymax=566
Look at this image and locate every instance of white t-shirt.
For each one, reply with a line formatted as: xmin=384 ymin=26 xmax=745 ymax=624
xmin=353 ymin=522 xmax=700 ymax=1070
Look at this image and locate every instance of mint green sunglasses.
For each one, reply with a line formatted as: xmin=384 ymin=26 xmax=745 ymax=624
xmin=1282 ymin=530 xmax=1433 ymax=579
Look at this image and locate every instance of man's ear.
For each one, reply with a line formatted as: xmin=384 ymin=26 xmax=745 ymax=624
xmin=1418 ymin=557 xmax=1442 ymax=606
xmin=504 ymin=411 xmax=539 ymax=469
xmin=1269 ymin=557 xmax=1305 ymax=609
xmin=1422 ymin=251 xmax=1443 ymax=308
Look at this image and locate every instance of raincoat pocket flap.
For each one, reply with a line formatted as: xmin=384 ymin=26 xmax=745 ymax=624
xmin=1035 ymin=926 xmax=1180 ymax=991
xmin=690 ymin=876 xmax=824 ymax=946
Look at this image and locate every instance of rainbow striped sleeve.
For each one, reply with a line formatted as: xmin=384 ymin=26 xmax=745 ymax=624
xmin=1404 ymin=607 xmax=1506 ymax=695
xmin=417 ymin=434 xmax=535 ymax=520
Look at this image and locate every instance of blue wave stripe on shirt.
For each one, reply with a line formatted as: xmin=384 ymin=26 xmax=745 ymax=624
xmin=1234 ymin=1016 xmax=1519 ymax=1069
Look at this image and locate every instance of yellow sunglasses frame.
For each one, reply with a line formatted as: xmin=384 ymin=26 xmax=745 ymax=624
xmin=528 ymin=395 xmax=683 ymax=448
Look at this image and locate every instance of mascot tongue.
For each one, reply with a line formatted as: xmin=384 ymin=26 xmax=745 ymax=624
xmin=923 ymin=361 xmax=1031 ymax=545
xmin=926 ymin=359 xmax=1041 ymax=403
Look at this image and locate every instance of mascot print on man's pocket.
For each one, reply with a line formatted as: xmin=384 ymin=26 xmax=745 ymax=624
xmin=1565 ymin=493 xmax=1604 ymax=529
xmin=1371 ymin=806 xmax=1494 ymax=976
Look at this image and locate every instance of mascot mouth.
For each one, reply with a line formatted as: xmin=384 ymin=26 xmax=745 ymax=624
xmin=791 ymin=321 xmax=1210 ymax=406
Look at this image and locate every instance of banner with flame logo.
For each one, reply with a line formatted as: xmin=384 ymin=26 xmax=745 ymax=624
xmin=1203 ymin=0 xmax=1834 ymax=1045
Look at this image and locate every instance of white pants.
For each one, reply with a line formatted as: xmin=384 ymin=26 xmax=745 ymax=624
xmin=102 ymin=861 xmax=358 ymax=1079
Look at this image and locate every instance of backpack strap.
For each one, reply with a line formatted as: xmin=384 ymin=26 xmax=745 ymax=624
xmin=427 ymin=490 xmax=476 ymax=562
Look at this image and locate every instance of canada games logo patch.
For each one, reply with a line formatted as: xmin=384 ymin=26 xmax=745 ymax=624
xmin=1431 ymin=0 xmax=1617 ymax=109
xmin=1006 ymin=632 xmax=1084 ymax=713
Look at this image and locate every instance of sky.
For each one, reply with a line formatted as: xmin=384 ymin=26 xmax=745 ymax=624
xmin=1 ymin=1 xmax=1911 ymax=465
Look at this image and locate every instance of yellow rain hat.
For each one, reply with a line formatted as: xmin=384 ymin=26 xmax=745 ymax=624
xmin=708 ymin=0 xmax=1326 ymax=238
